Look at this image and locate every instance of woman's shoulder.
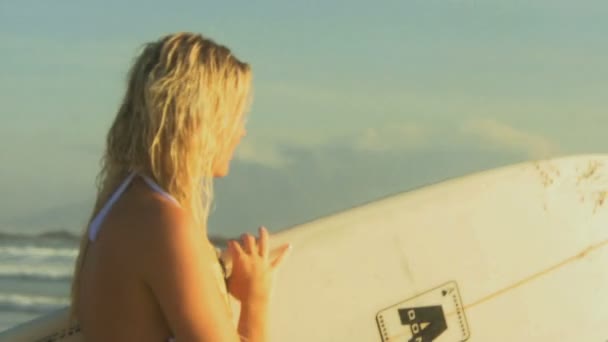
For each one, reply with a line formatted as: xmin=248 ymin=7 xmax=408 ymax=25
xmin=110 ymin=182 xmax=215 ymax=271
xmin=132 ymin=195 xmax=209 ymax=253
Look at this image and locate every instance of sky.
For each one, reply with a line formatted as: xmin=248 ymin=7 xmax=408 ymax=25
xmin=1 ymin=0 xmax=607 ymax=238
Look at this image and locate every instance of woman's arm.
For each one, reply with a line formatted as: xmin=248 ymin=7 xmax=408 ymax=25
xmin=238 ymin=299 xmax=269 ymax=341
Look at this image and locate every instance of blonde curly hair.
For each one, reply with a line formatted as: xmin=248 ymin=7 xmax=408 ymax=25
xmin=69 ymin=32 xmax=252 ymax=320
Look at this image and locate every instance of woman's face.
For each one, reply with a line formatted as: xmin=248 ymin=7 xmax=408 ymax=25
xmin=212 ymin=122 xmax=247 ymax=178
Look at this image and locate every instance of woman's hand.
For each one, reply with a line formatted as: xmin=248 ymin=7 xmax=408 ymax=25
xmin=226 ymin=226 xmax=291 ymax=304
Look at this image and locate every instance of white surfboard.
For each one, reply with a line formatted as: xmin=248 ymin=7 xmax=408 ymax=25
xmin=2 ymin=154 xmax=608 ymax=341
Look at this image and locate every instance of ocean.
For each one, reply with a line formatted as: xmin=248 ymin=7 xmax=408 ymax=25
xmin=0 ymin=230 xmax=231 ymax=332
xmin=0 ymin=231 xmax=78 ymax=331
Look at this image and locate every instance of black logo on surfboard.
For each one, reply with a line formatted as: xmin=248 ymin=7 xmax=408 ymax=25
xmin=376 ymin=281 xmax=469 ymax=341
xmin=398 ymin=306 xmax=447 ymax=342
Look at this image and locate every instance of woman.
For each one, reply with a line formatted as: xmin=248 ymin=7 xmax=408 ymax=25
xmin=70 ymin=32 xmax=291 ymax=341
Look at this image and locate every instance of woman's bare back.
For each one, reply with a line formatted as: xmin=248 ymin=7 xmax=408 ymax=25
xmin=76 ymin=176 xmax=225 ymax=341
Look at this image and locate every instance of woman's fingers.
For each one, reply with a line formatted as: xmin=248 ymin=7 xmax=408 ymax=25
xmin=235 ymin=228 xmax=290 ymax=268
xmin=241 ymin=233 xmax=256 ymax=254
xmin=228 ymin=239 xmax=245 ymax=257
xmin=258 ymin=226 xmax=269 ymax=258
xmin=271 ymin=243 xmax=292 ymax=269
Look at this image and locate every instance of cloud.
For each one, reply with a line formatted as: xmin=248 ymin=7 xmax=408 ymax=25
xmin=461 ymin=118 xmax=559 ymax=158
xmin=352 ymin=123 xmax=430 ymax=152
xmin=236 ymin=119 xmax=558 ymax=170
xmin=235 ymin=140 xmax=293 ymax=169
xmin=235 ymin=122 xmax=431 ymax=168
